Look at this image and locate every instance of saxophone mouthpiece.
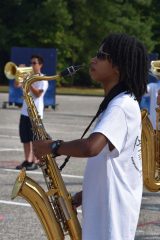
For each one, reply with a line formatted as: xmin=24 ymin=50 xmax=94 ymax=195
xmin=60 ymin=64 xmax=84 ymax=77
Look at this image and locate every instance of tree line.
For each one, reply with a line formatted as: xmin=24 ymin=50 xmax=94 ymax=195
xmin=0 ymin=0 xmax=159 ymax=87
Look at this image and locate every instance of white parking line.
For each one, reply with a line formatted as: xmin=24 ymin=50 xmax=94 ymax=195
xmin=0 ymin=200 xmax=82 ymax=214
xmin=136 ymin=230 xmax=144 ymax=233
xmin=0 ymin=134 xmax=19 ymax=139
xmin=62 ymin=174 xmax=83 ymax=179
xmin=0 ymin=148 xmax=23 ymax=152
xmin=0 ymin=200 xmax=30 ymax=207
xmin=1 ymin=168 xmax=84 ymax=179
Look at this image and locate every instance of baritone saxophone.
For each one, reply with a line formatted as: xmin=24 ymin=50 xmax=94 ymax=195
xmin=10 ymin=65 xmax=83 ymax=240
xmin=141 ymin=60 xmax=160 ymax=191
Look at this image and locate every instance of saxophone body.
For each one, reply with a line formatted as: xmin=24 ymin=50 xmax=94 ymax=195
xmin=142 ymin=59 xmax=160 ymax=191
xmin=141 ymin=108 xmax=160 ymax=192
xmin=11 ymin=71 xmax=82 ymax=239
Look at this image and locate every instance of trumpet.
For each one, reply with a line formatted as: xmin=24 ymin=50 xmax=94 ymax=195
xmin=4 ymin=61 xmax=33 ymax=82
xmin=150 ymin=60 xmax=160 ymax=79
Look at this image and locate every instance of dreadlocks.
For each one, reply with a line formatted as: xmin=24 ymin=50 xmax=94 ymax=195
xmin=101 ymin=33 xmax=148 ymax=102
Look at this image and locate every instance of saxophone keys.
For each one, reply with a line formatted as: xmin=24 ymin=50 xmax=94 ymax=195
xmin=46 ymin=188 xmax=58 ymax=196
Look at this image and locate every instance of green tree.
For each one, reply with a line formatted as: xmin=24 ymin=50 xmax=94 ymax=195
xmin=0 ymin=0 xmax=158 ymax=86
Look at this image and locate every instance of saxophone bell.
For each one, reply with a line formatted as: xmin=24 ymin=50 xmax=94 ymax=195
xmin=150 ymin=60 xmax=160 ymax=79
xmin=4 ymin=61 xmax=33 ymax=82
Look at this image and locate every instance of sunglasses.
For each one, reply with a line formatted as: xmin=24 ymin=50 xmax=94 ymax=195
xmin=96 ymin=51 xmax=110 ymax=60
xmin=31 ymin=62 xmax=39 ymax=65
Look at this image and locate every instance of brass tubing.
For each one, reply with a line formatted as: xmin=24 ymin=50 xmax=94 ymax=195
xmin=11 ymin=169 xmax=64 ymax=240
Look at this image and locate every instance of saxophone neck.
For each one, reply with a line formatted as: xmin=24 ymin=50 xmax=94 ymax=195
xmin=23 ymin=64 xmax=84 ymax=93
xmin=23 ymin=74 xmax=60 ymax=93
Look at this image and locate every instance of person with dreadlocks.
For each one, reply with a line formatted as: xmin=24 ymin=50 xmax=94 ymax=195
xmin=33 ymin=33 xmax=148 ymax=240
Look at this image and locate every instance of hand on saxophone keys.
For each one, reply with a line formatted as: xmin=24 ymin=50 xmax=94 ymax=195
xmin=33 ymin=139 xmax=64 ymax=160
xmin=33 ymin=140 xmax=53 ymax=160
xmin=72 ymin=191 xmax=82 ymax=208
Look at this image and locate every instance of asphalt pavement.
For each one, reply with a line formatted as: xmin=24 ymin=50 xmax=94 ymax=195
xmin=0 ymin=93 xmax=160 ymax=240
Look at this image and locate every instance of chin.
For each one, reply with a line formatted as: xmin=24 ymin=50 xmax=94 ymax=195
xmin=89 ymin=70 xmax=96 ymax=81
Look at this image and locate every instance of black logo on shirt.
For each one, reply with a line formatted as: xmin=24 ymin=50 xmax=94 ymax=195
xmin=131 ymin=136 xmax=142 ymax=175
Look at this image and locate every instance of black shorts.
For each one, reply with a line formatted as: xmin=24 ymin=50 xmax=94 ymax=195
xmin=19 ymin=115 xmax=33 ymax=143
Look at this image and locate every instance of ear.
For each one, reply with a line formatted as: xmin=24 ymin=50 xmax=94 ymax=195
xmin=114 ymin=66 xmax=120 ymax=76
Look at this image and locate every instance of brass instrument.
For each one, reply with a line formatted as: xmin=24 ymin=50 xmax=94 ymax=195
xmin=150 ymin=60 xmax=160 ymax=79
xmin=4 ymin=61 xmax=33 ymax=82
xmin=142 ymin=108 xmax=160 ymax=191
xmin=10 ymin=66 xmax=82 ymax=239
xmin=141 ymin=59 xmax=160 ymax=191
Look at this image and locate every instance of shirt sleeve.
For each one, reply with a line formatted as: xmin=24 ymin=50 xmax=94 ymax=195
xmin=93 ymin=105 xmax=127 ymax=158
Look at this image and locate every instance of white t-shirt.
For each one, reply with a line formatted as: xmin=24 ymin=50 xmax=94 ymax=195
xmin=146 ymin=82 xmax=160 ymax=129
xmin=82 ymin=93 xmax=143 ymax=240
xmin=21 ymin=77 xmax=48 ymax=119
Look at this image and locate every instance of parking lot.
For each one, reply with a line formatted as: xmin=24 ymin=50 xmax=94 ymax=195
xmin=0 ymin=93 xmax=160 ymax=239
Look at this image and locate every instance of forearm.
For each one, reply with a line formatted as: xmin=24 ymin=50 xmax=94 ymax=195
xmin=58 ymin=138 xmax=95 ymax=158
xmin=30 ymin=85 xmax=43 ymax=97
xmin=33 ymin=133 xmax=108 ymax=160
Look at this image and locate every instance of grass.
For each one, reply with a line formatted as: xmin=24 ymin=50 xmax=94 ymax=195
xmin=0 ymin=85 xmax=104 ymax=96
xmin=56 ymin=87 xmax=104 ymax=96
xmin=0 ymin=86 xmax=8 ymax=93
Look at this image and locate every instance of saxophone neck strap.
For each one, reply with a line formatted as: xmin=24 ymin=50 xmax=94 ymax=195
xmin=59 ymin=82 xmax=127 ymax=171
xmin=81 ymin=81 xmax=127 ymax=138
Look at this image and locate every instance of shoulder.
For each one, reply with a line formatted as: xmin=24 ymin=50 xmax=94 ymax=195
xmin=106 ymin=93 xmax=140 ymax=119
xmin=110 ymin=93 xmax=138 ymax=108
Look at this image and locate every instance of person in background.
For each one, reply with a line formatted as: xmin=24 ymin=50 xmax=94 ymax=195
xmin=33 ymin=33 xmax=148 ymax=239
xmin=144 ymin=80 xmax=160 ymax=129
xmin=16 ymin=55 xmax=48 ymax=170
